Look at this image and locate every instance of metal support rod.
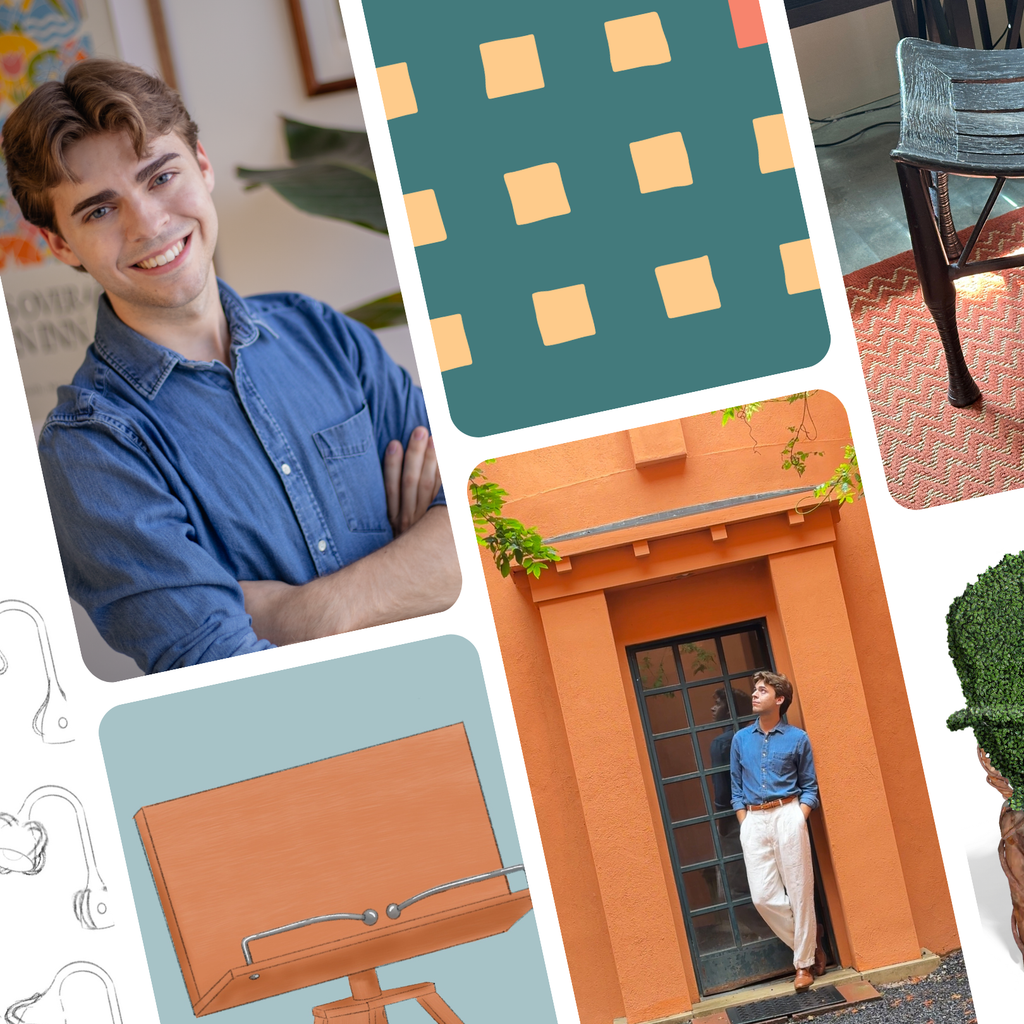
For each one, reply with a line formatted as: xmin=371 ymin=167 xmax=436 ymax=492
xmin=242 ymin=909 xmax=379 ymax=966
xmin=385 ymin=864 xmax=526 ymax=920
xmin=954 ymin=176 xmax=1005 ymax=270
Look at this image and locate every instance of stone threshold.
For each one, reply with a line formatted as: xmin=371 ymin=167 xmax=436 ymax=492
xmin=613 ymin=949 xmax=941 ymax=1024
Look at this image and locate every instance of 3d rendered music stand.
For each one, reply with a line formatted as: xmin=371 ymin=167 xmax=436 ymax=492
xmin=134 ymin=724 xmax=532 ymax=1023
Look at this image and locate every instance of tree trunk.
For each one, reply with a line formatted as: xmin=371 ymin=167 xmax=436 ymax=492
xmin=978 ymin=747 xmax=1024 ymax=957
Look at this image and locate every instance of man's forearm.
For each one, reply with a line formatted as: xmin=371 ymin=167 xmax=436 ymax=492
xmin=242 ymin=505 xmax=460 ymax=645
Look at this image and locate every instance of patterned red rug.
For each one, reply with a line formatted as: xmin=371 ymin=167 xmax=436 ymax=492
xmin=846 ymin=206 xmax=1024 ymax=509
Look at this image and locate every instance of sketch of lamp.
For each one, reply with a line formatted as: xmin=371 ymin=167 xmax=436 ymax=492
xmin=4 ymin=961 xmax=122 ymax=1024
xmin=0 ymin=786 xmax=113 ymax=929
xmin=135 ymin=724 xmax=533 ymax=1022
xmin=0 ymin=600 xmax=73 ymax=744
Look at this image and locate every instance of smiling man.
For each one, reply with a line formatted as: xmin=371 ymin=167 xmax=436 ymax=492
xmin=2 ymin=59 xmax=460 ymax=673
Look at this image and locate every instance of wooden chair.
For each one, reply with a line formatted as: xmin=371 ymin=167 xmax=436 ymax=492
xmin=891 ymin=36 xmax=1024 ymax=406
xmin=134 ymin=724 xmax=532 ymax=1023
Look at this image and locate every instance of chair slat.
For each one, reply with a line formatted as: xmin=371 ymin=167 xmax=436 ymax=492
xmin=953 ymin=80 xmax=1024 ymax=112
xmin=956 ymin=110 xmax=1024 ymax=136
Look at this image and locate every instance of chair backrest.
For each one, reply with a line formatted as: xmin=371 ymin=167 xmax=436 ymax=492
xmin=135 ymin=724 xmax=520 ymax=1014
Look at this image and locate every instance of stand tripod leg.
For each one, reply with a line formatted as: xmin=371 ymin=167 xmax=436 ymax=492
xmin=416 ymin=991 xmax=466 ymax=1024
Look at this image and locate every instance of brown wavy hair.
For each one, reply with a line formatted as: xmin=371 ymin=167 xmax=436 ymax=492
xmin=753 ymin=670 xmax=794 ymax=716
xmin=2 ymin=58 xmax=199 ymax=235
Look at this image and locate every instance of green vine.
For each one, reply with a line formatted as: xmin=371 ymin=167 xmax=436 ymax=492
xmin=469 ymin=465 xmax=560 ymax=578
xmin=721 ymin=392 xmax=862 ymax=509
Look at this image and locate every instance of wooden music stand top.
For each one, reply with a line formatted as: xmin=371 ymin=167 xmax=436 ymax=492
xmin=135 ymin=724 xmax=532 ymax=1016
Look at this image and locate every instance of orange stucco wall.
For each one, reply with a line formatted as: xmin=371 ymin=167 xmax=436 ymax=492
xmin=480 ymin=393 xmax=957 ymax=1024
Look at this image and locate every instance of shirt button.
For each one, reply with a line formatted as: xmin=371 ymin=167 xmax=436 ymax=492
xmin=281 ymin=463 xmax=292 ymax=475
xmin=318 ymin=539 xmax=327 ymax=552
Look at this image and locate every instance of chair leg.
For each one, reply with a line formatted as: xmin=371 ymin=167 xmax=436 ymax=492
xmin=416 ymin=991 xmax=466 ymax=1024
xmin=896 ymin=162 xmax=982 ymax=407
xmin=932 ymin=172 xmax=963 ymax=260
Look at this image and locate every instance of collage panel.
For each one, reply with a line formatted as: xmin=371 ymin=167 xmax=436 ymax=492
xmin=96 ymin=635 xmax=555 ymax=1024
xmin=363 ymin=0 xmax=830 ymax=435
xmin=786 ymin=3 xmax=1024 ymax=508
xmin=470 ymin=391 xmax=974 ymax=1021
xmin=0 ymin=0 xmax=461 ymax=683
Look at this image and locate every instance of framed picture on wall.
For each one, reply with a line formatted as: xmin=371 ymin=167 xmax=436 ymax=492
xmin=287 ymin=0 xmax=356 ymax=94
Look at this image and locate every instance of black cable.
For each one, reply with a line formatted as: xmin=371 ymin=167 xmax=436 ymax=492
xmin=814 ymin=121 xmax=901 ymax=148
xmin=809 ymin=97 xmax=900 ymax=125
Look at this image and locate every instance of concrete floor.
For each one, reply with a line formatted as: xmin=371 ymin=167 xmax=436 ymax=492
xmin=812 ymin=94 xmax=1024 ymax=274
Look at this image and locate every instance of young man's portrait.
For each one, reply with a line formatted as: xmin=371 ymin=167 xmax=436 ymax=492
xmin=2 ymin=57 xmax=460 ymax=675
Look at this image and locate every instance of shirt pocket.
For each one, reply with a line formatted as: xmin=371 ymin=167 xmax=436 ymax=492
xmin=313 ymin=405 xmax=389 ymax=534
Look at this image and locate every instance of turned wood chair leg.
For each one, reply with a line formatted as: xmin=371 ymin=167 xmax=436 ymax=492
xmin=896 ymin=162 xmax=982 ymax=407
xmin=932 ymin=172 xmax=963 ymax=260
xmin=416 ymin=991 xmax=466 ymax=1024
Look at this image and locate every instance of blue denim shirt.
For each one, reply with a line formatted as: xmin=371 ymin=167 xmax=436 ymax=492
xmin=729 ymin=720 xmax=819 ymax=811
xmin=37 ymin=282 xmax=442 ymax=674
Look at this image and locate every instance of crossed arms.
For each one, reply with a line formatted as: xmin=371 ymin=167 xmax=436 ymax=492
xmin=241 ymin=428 xmax=460 ymax=645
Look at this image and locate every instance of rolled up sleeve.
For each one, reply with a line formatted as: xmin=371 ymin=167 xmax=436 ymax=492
xmin=39 ymin=416 xmax=273 ymax=674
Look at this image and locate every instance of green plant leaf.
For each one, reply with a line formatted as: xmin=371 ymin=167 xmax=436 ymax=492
xmin=282 ymin=118 xmax=376 ymax=174
xmin=343 ymin=292 xmax=407 ymax=330
xmin=236 ymin=163 xmax=388 ymax=232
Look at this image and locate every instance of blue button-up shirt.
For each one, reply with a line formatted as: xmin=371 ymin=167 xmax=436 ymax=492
xmin=730 ymin=720 xmax=819 ymax=812
xmin=37 ymin=282 xmax=442 ymax=674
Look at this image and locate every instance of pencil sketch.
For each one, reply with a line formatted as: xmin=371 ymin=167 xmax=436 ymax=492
xmin=0 ymin=785 xmax=113 ymax=929
xmin=0 ymin=600 xmax=73 ymax=744
xmin=135 ymin=724 xmax=531 ymax=1020
xmin=4 ymin=962 xmax=122 ymax=1024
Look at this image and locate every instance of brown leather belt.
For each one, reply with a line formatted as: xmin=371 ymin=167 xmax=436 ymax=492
xmin=746 ymin=795 xmax=799 ymax=812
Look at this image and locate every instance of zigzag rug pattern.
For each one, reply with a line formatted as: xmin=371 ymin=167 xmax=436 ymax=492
xmin=846 ymin=207 xmax=1024 ymax=510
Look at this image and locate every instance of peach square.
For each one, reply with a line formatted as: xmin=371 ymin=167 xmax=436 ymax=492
xmin=779 ymin=239 xmax=819 ymax=294
xmin=376 ymin=62 xmax=418 ymax=119
xmin=504 ymin=163 xmax=571 ymax=225
xmin=752 ymin=114 xmax=794 ymax=174
xmin=479 ymin=34 xmax=545 ymax=99
xmin=430 ymin=314 xmax=472 ymax=371
xmin=403 ymin=189 xmax=446 ymax=246
xmin=630 ymin=132 xmax=693 ymax=192
xmin=605 ymin=12 xmax=671 ymax=72
xmin=655 ymin=256 xmax=721 ymax=318
xmin=532 ymin=284 xmax=596 ymax=346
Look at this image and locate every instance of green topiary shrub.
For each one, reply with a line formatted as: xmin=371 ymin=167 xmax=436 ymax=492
xmin=947 ymin=551 xmax=1024 ymax=810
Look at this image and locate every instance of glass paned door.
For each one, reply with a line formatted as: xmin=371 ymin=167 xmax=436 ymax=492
xmin=628 ymin=622 xmax=825 ymax=995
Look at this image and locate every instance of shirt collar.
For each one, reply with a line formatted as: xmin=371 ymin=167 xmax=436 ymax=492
xmin=93 ymin=279 xmax=262 ymax=401
xmin=753 ymin=718 xmax=788 ymax=737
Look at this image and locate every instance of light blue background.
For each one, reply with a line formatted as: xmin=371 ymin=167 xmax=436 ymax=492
xmin=99 ymin=635 xmax=556 ymax=1024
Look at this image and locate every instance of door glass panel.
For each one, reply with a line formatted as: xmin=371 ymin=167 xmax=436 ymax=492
xmin=646 ymin=691 xmax=689 ymax=734
xmin=720 ymin=683 xmax=755 ymax=721
xmin=697 ymin=726 xmax=733 ymax=775
xmin=689 ymin=682 xmax=727 ymax=727
xmin=636 ymin=647 xmax=680 ymax=690
xmin=691 ymin=909 xmax=737 ymax=954
xmin=736 ymin=902 xmax=777 ymax=945
xmin=683 ymin=867 xmax=724 ymax=911
xmin=664 ymin=777 xmax=708 ymax=823
xmin=655 ymin=733 xmax=698 ymax=779
xmin=721 ymin=631 xmax=766 ymax=674
xmin=679 ymin=639 xmax=720 ymax=682
xmin=673 ymin=820 xmax=716 ymax=866
xmin=705 ymin=770 xmax=732 ymax=815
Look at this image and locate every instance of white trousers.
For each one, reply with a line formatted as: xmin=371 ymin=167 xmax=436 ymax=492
xmin=739 ymin=799 xmax=816 ymax=968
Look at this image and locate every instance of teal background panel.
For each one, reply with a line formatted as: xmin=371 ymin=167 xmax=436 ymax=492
xmin=366 ymin=0 xmax=830 ymax=436
xmin=99 ymin=635 xmax=556 ymax=1024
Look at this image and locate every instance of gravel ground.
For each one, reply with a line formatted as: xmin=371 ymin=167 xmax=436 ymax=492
xmin=803 ymin=952 xmax=975 ymax=1024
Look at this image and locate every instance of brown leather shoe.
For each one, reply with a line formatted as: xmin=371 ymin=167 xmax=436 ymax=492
xmin=794 ymin=968 xmax=814 ymax=992
xmin=812 ymin=923 xmax=827 ymax=976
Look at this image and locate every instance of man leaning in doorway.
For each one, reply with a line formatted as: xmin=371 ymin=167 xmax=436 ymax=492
xmin=1 ymin=59 xmax=460 ymax=673
xmin=730 ymin=670 xmax=826 ymax=992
